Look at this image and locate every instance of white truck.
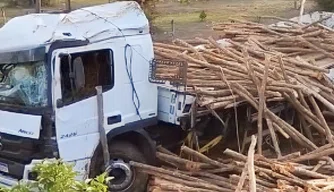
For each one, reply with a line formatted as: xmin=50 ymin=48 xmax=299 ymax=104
xmin=0 ymin=1 xmax=195 ymax=191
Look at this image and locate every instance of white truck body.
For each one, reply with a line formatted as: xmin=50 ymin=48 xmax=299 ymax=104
xmin=0 ymin=1 xmax=332 ymax=189
xmin=0 ymin=2 xmax=193 ymax=187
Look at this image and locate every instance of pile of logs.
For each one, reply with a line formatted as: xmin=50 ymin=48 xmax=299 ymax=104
xmin=147 ymin=18 xmax=334 ymax=191
xmin=131 ymin=138 xmax=334 ymax=192
xmin=153 ymin=18 xmax=334 ymax=157
xmin=213 ymin=17 xmax=334 ymax=69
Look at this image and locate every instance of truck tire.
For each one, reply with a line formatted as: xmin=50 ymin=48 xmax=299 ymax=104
xmin=94 ymin=141 xmax=148 ymax=192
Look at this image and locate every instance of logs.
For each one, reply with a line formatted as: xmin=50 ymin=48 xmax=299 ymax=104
xmin=145 ymin=18 xmax=334 ymax=192
xmin=154 ymin=18 xmax=334 ymax=153
xmin=134 ymin=145 xmax=334 ymax=192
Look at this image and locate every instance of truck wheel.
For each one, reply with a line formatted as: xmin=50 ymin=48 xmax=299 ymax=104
xmin=94 ymin=141 xmax=148 ymax=192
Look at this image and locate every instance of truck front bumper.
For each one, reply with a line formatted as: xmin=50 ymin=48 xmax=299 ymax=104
xmin=0 ymin=173 xmax=18 ymax=188
xmin=0 ymin=158 xmax=89 ymax=188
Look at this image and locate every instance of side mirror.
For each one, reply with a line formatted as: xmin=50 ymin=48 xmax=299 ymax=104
xmin=56 ymin=99 xmax=64 ymax=108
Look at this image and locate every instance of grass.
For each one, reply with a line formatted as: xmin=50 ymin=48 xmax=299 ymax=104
xmin=0 ymin=0 xmax=318 ymax=40
xmin=152 ymin=0 xmax=317 ymax=27
xmin=153 ymin=12 xmax=229 ymax=26
xmin=153 ymin=7 xmax=288 ymax=27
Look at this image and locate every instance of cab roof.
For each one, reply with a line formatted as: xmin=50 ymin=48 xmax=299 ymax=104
xmin=0 ymin=1 xmax=149 ymax=52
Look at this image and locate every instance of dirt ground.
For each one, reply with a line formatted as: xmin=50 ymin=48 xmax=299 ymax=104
xmin=151 ymin=0 xmax=318 ymax=41
xmin=0 ymin=0 xmax=318 ymax=42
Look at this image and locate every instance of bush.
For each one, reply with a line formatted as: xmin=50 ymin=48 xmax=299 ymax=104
xmin=318 ymin=0 xmax=334 ymax=11
xmin=0 ymin=160 xmax=112 ymax=192
xmin=199 ymin=10 xmax=207 ymax=21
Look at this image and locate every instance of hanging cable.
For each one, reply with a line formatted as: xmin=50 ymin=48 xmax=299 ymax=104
xmin=78 ymin=9 xmax=147 ymax=120
xmin=124 ymin=44 xmax=142 ymax=120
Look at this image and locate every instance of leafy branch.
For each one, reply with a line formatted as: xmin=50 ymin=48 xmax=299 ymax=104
xmin=0 ymin=160 xmax=112 ymax=192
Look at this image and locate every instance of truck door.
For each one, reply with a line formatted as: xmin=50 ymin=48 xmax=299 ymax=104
xmin=52 ymin=48 xmax=118 ymax=163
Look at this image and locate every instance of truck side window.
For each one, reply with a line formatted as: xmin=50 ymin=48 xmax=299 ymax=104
xmin=60 ymin=49 xmax=113 ymax=104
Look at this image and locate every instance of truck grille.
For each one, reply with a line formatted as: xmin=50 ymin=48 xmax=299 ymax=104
xmin=0 ymin=133 xmax=46 ymax=179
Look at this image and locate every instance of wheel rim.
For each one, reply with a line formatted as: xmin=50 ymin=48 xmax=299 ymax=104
xmin=106 ymin=159 xmax=134 ymax=191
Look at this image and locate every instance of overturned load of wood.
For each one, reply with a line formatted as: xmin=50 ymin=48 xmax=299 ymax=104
xmin=213 ymin=17 xmax=334 ymax=69
xmin=131 ymin=142 xmax=334 ymax=192
xmin=153 ymin=18 xmax=334 ymax=158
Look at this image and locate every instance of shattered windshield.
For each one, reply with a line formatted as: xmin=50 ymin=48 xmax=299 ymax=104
xmin=0 ymin=61 xmax=48 ymax=107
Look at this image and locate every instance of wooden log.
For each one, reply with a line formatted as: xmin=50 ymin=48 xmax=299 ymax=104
xmin=206 ymin=167 xmax=235 ymax=173
xmin=277 ymin=152 xmax=301 ymax=162
xmin=223 ymin=149 xmax=247 ymax=162
xmin=156 ymin=152 xmax=213 ymax=171
xmin=130 ymin=161 xmax=232 ymax=192
xmin=230 ymin=39 xmax=328 ymax=74
xmin=301 ymin=76 xmax=333 ymax=93
xmin=266 ymin=117 xmax=282 ymax=158
xmin=292 ymin=147 xmax=334 ymax=163
xmin=154 ymin=34 xmax=334 ymax=188
xmin=181 ymin=171 xmax=236 ymax=190
xmin=235 ymin=163 xmax=248 ymax=192
xmin=267 ymin=108 xmax=317 ymax=150
xmin=258 ymin=171 xmax=277 ymax=183
xmin=199 ymin=95 xmax=239 ymax=106
xmin=173 ymin=38 xmax=207 ymax=61
xmin=278 ymin=56 xmax=324 ymax=139
xmin=181 ymin=146 xmax=231 ymax=168
xmin=229 ymin=174 xmax=272 ymax=192
xmin=256 ymin=56 xmax=270 ymax=155
xmin=156 ymin=146 xmax=178 ymax=157
xmin=298 ymin=113 xmax=314 ymax=141
xmin=154 ymin=42 xmax=192 ymax=52
xmin=255 ymin=177 xmax=277 ymax=188
xmin=247 ymin=135 xmax=257 ymax=192
xmin=291 ymin=166 xmax=330 ymax=179
xmin=232 ymin=82 xmax=316 ymax=150
xmin=234 ymin=160 xmax=312 ymax=189
xmin=273 ymin=122 xmax=290 ymax=139
xmin=319 ymin=91 xmax=334 ymax=107
xmin=283 ymin=93 xmax=327 ymax=137
xmin=298 ymin=36 xmax=334 ymax=59
xmin=311 ymin=161 xmax=326 ymax=172
xmin=208 ymin=37 xmax=245 ymax=63
xmin=308 ymin=95 xmax=334 ymax=144
xmin=149 ymin=176 xmax=218 ymax=192
xmin=259 ymin=156 xmax=328 ymax=181
xmin=301 ymin=84 xmax=334 ymax=114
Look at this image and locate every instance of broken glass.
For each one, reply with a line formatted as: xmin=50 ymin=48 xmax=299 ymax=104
xmin=0 ymin=61 xmax=48 ymax=107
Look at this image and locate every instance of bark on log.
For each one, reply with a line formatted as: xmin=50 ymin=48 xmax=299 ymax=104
xmin=247 ymin=135 xmax=257 ymax=192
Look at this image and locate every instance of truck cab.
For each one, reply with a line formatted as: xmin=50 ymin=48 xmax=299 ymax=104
xmin=0 ymin=2 xmax=194 ymax=191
